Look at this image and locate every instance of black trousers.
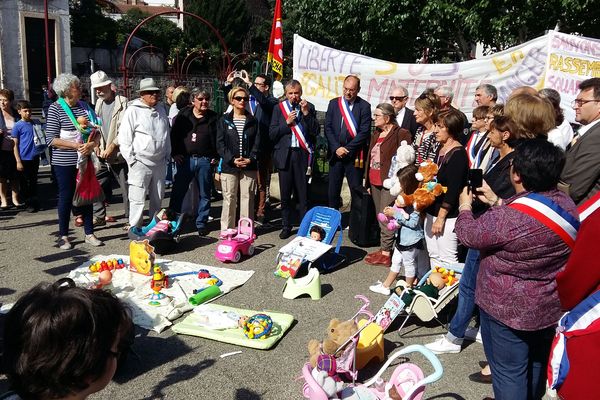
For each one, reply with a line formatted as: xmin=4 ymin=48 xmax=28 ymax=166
xmin=20 ymin=156 xmax=40 ymax=207
xmin=278 ymin=148 xmax=308 ymax=228
xmin=327 ymin=159 xmax=363 ymax=209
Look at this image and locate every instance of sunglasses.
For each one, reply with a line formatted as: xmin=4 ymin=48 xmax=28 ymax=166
xmin=389 ymin=96 xmax=407 ymax=101
xmin=233 ymin=96 xmax=249 ymax=102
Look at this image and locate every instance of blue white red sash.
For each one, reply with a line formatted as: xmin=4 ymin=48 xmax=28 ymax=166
xmin=279 ymin=100 xmax=313 ymax=175
xmin=338 ymin=97 xmax=365 ymax=168
xmin=509 ymin=193 xmax=580 ymax=248
xmin=465 ymin=131 xmax=486 ymax=168
xmin=547 ymin=289 xmax=600 ymax=390
xmin=577 ymin=190 xmax=600 ymax=222
xmin=249 ymin=95 xmax=257 ymax=116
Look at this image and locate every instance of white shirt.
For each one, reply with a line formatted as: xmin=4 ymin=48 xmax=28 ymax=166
xmin=395 ymin=107 xmax=406 ymax=126
xmin=577 ymin=117 xmax=600 ymax=138
xmin=547 ymin=119 xmax=574 ymax=150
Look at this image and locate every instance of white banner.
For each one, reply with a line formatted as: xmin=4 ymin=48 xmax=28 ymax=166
xmin=293 ymin=32 xmax=600 ymax=123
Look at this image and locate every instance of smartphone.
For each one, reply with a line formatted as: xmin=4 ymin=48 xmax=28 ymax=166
xmin=468 ymin=169 xmax=483 ymax=191
xmin=233 ymin=70 xmax=242 ymax=78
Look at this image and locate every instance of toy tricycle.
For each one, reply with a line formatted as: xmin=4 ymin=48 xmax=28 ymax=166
xmin=215 ymin=217 xmax=256 ymax=263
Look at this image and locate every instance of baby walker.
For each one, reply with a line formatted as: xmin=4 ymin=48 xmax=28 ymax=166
xmin=302 ymin=345 xmax=443 ymax=400
xmin=215 ymin=217 xmax=256 ymax=263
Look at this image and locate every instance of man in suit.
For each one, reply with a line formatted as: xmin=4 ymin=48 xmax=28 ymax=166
xmin=390 ymin=86 xmax=418 ymax=138
xmin=242 ymin=73 xmax=279 ymax=223
xmin=325 ymin=75 xmax=372 ymax=209
xmin=270 ymin=80 xmax=319 ymax=239
xmin=475 ymin=84 xmax=497 ymax=107
xmin=560 ymin=78 xmax=600 ymax=205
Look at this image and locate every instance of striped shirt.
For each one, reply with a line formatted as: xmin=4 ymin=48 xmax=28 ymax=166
xmin=413 ymin=125 xmax=439 ymax=165
xmin=233 ymin=117 xmax=245 ymax=157
xmin=45 ymin=101 xmax=89 ymax=166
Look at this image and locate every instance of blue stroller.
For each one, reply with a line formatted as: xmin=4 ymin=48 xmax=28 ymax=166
xmin=280 ymin=206 xmax=346 ymax=274
xmin=128 ymin=209 xmax=185 ymax=254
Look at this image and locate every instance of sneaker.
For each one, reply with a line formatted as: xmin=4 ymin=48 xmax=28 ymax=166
xmin=279 ymin=228 xmax=292 ymax=240
xmin=58 ymin=236 xmax=72 ymax=250
xmin=465 ymin=327 xmax=483 ymax=343
xmin=425 ymin=336 xmax=461 ymax=354
xmin=369 ymin=281 xmax=391 ymax=296
xmin=85 ymin=234 xmax=104 ymax=247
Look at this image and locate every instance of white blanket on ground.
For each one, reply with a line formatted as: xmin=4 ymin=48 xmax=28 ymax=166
xmin=68 ymin=254 xmax=254 ymax=333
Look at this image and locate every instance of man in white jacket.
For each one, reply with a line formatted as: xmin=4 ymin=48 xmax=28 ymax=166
xmin=118 ymin=78 xmax=171 ymax=228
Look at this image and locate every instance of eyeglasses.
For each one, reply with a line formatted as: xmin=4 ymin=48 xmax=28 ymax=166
xmin=195 ymin=97 xmax=209 ymax=102
xmin=233 ymin=96 xmax=249 ymax=102
xmin=254 ymin=82 xmax=266 ymax=87
xmin=389 ymin=96 xmax=407 ymax=101
xmin=572 ymin=99 xmax=600 ymax=107
xmin=372 ymin=113 xmax=384 ymax=118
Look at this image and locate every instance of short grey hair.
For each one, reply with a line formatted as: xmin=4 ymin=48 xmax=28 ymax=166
xmin=191 ymin=87 xmax=211 ymax=100
xmin=53 ymin=73 xmax=80 ymax=98
xmin=376 ymin=103 xmax=398 ymax=125
xmin=476 ymin=84 xmax=498 ymax=101
xmin=394 ymin=85 xmax=409 ymax=97
xmin=435 ymin=85 xmax=454 ymax=100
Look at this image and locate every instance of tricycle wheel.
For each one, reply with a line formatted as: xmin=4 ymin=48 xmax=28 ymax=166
xmin=247 ymin=245 xmax=255 ymax=256
xmin=233 ymin=251 xmax=242 ymax=263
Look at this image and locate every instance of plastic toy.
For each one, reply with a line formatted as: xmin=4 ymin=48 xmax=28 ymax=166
xmin=242 ymin=313 xmax=273 ymax=339
xmin=215 ymin=217 xmax=256 ymax=263
xmin=88 ymin=258 xmax=125 ymax=273
xmin=282 ymin=268 xmax=322 ymax=300
xmin=149 ymin=265 xmax=169 ymax=306
xmin=189 ymin=285 xmax=222 ymax=306
xmin=130 ymin=240 xmax=155 ymax=275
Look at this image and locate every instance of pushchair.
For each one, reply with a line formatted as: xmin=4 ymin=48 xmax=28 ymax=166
xmin=302 ymin=344 xmax=443 ymax=400
xmin=128 ymin=209 xmax=185 ymax=255
xmin=276 ymin=206 xmax=346 ymax=277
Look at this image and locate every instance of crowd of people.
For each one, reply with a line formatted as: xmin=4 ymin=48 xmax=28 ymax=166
xmin=1 ymin=70 xmax=600 ymax=400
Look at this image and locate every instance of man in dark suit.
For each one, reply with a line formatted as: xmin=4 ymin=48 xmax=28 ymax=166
xmin=243 ymin=73 xmax=279 ymax=223
xmin=270 ymin=80 xmax=319 ymax=239
xmin=325 ymin=75 xmax=372 ymax=209
xmin=560 ymin=78 xmax=600 ymax=205
xmin=390 ymin=86 xmax=418 ymax=138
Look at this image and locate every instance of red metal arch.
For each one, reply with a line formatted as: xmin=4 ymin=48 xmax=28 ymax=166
xmin=120 ymin=10 xmax=231 ymax=96
xmin=126 ymin=45 xmax=164 ymax=73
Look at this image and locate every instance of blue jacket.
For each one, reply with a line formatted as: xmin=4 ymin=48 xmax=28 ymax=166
xmin=324 ymin=96 xmax=371 ymax=162
xmin=394 ymin=206 xmax=424 ymax=247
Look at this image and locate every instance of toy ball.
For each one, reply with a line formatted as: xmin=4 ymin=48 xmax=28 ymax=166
xmin=98 ymin=270 xmax=113 ymax=285
xmin=243 ymin=313 xmax=273 ymax=339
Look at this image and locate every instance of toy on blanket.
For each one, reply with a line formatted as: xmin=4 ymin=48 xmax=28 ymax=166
xmin=242 ymin=313 xmax=273 ymax=339
xmin=149 ymin=265 xmax=170 ymax=306
xmin=311 ymin=354 xmax=344 ymax=398
xmin=129 ymin=240 xmax=156 ymax=275
xmin=188 ymin=269 xmax=224 ymax=305
xmin=88 ymin=258 xmax=125 ymax=273
xmin=307 ymin=319 xmax=359 ymax=368
xmin=192 ymin=306 xmax=248 ymax=330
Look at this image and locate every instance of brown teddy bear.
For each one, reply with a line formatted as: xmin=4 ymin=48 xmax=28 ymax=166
xmin=308 ymin=318 xmax=359 ymax=367
xmin=396 ymin=161 xmax=447 ymax=212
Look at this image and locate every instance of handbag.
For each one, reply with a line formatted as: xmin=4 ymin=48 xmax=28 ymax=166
xmin=73 ymin=156 xmax=105 ymax=207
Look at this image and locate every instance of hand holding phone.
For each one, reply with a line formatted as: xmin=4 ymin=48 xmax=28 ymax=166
xmin=468 ymin=169 xmax=483 ymax=192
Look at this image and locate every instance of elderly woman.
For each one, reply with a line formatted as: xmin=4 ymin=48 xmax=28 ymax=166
xmin=539 ymin=87 xmax=574 ymax=150
xmin=0 ymin=89 xmax=23 ymax=209
xmin=169 ymin=88 xmax=219 ymax=236
xmin=424 ymin=109 xmax=468 ymax=267
xmin=413 ymin=92 xmax=441 ymax=164
xmin=364 ymin=103 xmax=412 ymax=267
xmin=456 ymin=138 xmax=577 ymax=399
xmin=216 ymin=86 xmax=260 ymax=232
xmin=45 ymin=73 xmax=102 ymax=250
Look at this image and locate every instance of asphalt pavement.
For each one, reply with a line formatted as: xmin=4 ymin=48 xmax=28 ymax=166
xmin=0 ymin=165 xmax=493 ymax=400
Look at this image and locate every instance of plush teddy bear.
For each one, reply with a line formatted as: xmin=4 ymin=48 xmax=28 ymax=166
xmin=396 ymin=161 xmax=447 ymax=212
xmin=308 ymin=318 xmax=359 ymax=368
xmin=383 ymin=141 xmax=415 ymax=197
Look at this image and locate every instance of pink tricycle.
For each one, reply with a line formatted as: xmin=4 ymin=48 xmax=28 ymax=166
xmin=215 ymin=217 xmax=256 ymax=263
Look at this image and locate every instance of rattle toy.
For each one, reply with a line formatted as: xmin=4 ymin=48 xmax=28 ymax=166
xmin=242 ymin=313 xmax=273 ymax=339
xmin=88 ymin=258 xmax=125 ymax=273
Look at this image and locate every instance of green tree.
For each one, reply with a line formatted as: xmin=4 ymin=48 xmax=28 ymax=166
xmin=69 ymin=0 xmax=118 ymax=48
xmin=116 ymin=8 xmax=185 ymax=56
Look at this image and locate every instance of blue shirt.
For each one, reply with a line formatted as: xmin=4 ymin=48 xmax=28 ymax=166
xmin=12 ymin=119 xmax=40 ymax=160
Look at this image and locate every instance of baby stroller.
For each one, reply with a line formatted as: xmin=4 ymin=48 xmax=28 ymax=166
xmin=292 ymin=206 xmax=346 ymax=273
xmin=128 ymin=209 xmax=185 ymax=255
xmin=302 ymin=344 xmax=443 ymax=400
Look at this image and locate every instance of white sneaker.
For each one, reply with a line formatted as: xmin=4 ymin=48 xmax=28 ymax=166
xmin=465 ymin=327 xmax=483 ymax=343
xmin=425 ymin=336 xmax=461 ymax=354
xmin=58 ymin=236 xmax=72 ymax=250
xmin=369 ymin=281 xmax=391 ymax=296
xmin=85 ymin=234 xmax=104 ymax=247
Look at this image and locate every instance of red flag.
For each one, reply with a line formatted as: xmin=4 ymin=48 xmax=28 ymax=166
xmin=267 ymin=0 xmax=283 ymax=80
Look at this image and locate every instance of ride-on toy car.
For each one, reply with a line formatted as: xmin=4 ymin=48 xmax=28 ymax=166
xmin=215 ymin=217 xmax=256 ymax=263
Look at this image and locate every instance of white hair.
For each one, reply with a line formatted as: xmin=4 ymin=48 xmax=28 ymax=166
xmin=435 ymin=85 xmax=454 ymax=100
xmin=53 ymin=73 xmax=80 ymax=98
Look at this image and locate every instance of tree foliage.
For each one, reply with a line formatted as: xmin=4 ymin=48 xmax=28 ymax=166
xmin=70 ymin=0 xmax=119 ymax=48
xmin=116 ymin=9 xmax=185 ymax=55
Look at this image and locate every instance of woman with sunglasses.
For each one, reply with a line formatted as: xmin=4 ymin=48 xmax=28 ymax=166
xmin=216 ymin=86 xmax=260 ymax=232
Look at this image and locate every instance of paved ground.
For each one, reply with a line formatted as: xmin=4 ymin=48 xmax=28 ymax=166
xmin=0 ymin=166 xmax=493 ymax=400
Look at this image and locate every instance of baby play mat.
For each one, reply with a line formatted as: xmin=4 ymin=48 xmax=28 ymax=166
xmin=172 ymin=303 xmax=294 ymax=350
xmin=68 ymin=255 xmax=255 ymax=333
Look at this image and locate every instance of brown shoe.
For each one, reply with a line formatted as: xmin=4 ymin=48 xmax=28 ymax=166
xmin=371 ymin=253 xmax=391 ymax=266
xmin=105 ymin=215 xmax=117 ymax=223
xmin=365 ymin=250 xmax=382 ymax=264
xmin=469 ymin=371 xmax=492 ymax=384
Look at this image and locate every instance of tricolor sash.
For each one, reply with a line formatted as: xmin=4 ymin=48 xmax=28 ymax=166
xmin=279 ymin=100 xmax=313 ymax=176
xmin=465 ymin=131 xmax=486 ymax=168
xmin=577 ymin=190 xmax=600 ymax=222
xmin=337 ymin=97 xmax=363 ymax=168
xmin=249 ymin=95 xmax=257 ymax=116
xmin=547 ymin=289 xmax=600 ymax=390
xmin=509 ymin=193 xmax=579 ymax=248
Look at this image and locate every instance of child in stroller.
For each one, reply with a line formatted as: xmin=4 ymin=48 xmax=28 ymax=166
xmin=128 ymin=208 xmax=184 ymax=254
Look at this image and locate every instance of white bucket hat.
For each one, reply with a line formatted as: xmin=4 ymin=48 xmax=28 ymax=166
xmin=90 ymin=70 xmax=112 ymax=89
xmin=138 ymin=78 xmax=160 ymax=92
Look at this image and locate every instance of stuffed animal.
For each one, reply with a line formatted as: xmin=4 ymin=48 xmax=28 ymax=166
xmin=311 ymin=354 xmax=344 ymax=398
xmin=377 ymin=203 xmax=410 ymax=231
xmin=396 ymin=161 xmax=447 ymax=212
xmin=383 ymin=141 xmax=416 ymax=197
xmin=308 ymin=318 xmax=359 ymax=368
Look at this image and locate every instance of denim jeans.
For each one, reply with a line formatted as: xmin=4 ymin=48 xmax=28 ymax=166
xmin=54 ymin=165 xmax=93 ymax=236
xmin=169 ymin=156 xmax=211 ymax=229
xmin=447 ymin=248 xmax=481 ymax=344
xmin=480 ymin=309 xmax=554 ymax=400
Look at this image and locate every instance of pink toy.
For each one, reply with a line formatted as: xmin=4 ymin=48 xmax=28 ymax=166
xmin=377 ymin=205 xmax=409 ymax=231
xmin=215 ymin=218 xmax=256 ymax=263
